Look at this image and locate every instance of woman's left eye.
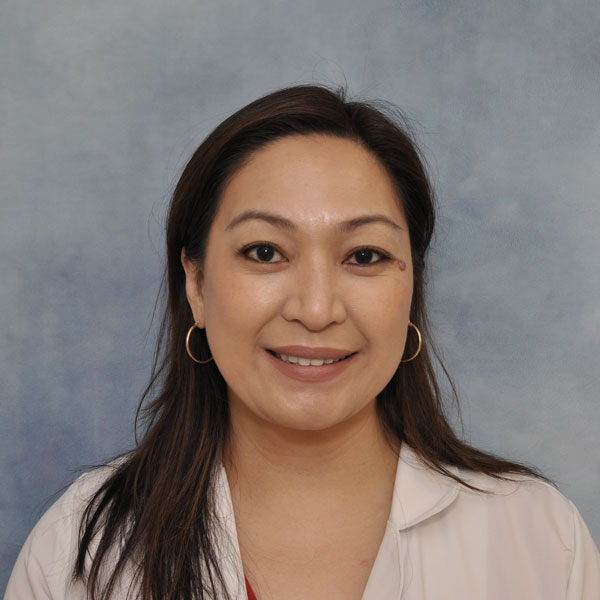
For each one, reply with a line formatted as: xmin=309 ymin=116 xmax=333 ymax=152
xmin=345 ymin=248 xmax=390 ymax=266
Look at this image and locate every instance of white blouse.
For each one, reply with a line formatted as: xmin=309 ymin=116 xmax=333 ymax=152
xmin=5 ymin=445 xmax=600 ymax=599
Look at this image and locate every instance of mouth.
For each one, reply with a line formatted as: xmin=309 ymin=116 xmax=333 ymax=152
xmin=264 ymin=346 xmax=359 ymax=382
xmin=266 ymin=349 xmax=357 ymax=366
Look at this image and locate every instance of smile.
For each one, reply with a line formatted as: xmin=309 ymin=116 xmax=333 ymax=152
xmin=271 ymin=351 xmax=353 ymax=366
xmin=265 ymin=347 xmax=359 ymax=382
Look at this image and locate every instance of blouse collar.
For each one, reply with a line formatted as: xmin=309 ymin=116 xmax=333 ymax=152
xmin=389 ymin=444 xmax=461 ymax=531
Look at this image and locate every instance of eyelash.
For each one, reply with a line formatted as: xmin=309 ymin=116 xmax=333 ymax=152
xmin=239 ymin=243 xmax=392 ymax=267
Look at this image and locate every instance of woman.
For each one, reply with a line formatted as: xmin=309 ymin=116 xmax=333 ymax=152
xmin=5 ymin=85 xmax=600 ymax=599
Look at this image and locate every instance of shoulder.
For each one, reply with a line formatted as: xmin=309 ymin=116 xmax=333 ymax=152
xmin=453 ymin=469 xmax=578 ymax=545
xmin=4 ymin=464 xmax=120 ymax=600
xmin=393 ymin=445 xmax=577 ymax=539
xmin=30 ymin=462 xmax=121 ymax=548
xmin=396 ymin=449 xmax=580 ymax=546
xmin=460 ymin=469 xmax=576 ymax=522
xmin=459 ymin=468 xmax=573 ymax=507
xmin=41 ymin=465 xmax=117 ymax=527
xmin=397 ymin=457 xmax=600 ymax=597
xmin=453 ymin=469 xmax=600 ymax=593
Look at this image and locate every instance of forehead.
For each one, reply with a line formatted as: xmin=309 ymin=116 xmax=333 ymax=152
xmin=215 ymin=134 xmax=406 ymax=230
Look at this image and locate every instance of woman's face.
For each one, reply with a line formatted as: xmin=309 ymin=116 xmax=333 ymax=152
xmin=183 ymin=134 xmax=413 ymax=433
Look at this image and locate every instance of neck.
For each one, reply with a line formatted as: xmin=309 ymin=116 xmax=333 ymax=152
xmin=223 ymin=399 xmax=399 ymax=505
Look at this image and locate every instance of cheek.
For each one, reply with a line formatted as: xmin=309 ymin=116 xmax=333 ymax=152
xmin=202 ymin=270 xmax=280 ymax=353
xmin=355 ymin=277 xmax=412 ymax=361
xmin=355 ymin=275 xmax=412 ymax=321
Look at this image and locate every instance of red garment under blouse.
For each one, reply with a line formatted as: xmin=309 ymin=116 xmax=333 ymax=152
xmin=245 ymin=576 xmax=257 ymax=600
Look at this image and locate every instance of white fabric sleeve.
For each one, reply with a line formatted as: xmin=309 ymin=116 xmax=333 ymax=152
xmin=4 ymin=528 xmax=54 ymax=599
xmin=4 ymin=476 xmax=91 ymax=600
xmin=566 ymin=500 xmax=600 ymax=599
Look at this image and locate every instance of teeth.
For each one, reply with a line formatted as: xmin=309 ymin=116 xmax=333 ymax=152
xmin=281 ymin=353 xmax=298 ymax=363
xmin=275 ymin=352 xmax=348 ymax=366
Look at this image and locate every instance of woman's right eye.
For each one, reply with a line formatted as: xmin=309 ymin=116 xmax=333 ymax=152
xmin=243 ymin=244 xmax=284 ymax=263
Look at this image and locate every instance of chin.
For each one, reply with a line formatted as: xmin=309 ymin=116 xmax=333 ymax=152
xmin=259 ymin=398 xmax=372 ymax=434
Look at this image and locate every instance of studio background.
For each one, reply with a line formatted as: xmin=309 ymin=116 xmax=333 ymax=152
xmin=1 ymin=0 xmax=599 ymax=592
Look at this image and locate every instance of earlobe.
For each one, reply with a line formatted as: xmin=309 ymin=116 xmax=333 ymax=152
xmin=181 ymin=248 xmax=206 ymax=327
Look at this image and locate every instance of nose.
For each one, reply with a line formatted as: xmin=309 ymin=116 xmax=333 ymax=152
xmin=281 ymin=257 xmax=347 ymax=331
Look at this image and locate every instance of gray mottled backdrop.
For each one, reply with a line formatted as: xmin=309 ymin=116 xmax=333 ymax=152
xmin=2 ymin=0 xmax=599 ymax=591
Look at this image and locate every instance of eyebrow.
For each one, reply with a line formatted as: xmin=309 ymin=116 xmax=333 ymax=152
xmin=225 ymin=210 xmax=404 ymax=233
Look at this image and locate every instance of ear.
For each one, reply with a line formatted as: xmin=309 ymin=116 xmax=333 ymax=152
xmin=181 ymin=248 xmax=206 ymax=327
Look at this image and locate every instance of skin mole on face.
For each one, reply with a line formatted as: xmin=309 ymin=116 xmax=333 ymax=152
xmin=396 ymin=258 xmax=407 ymax=271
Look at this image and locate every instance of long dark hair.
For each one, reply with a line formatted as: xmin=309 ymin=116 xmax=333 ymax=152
xmin=75 ymin=85 xmax=544 ymax=599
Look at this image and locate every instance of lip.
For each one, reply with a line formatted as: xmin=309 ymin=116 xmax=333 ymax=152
xmin=264 ymin=348 xmax=358 ymax=382
xmin=267 ymin=346 xmax=355 ymax=360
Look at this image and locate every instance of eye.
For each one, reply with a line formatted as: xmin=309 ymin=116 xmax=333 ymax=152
xmin=243 ymin=243 xmax=285 ymax=263
xmin=345 ymin=247 xmax=391 ymax=266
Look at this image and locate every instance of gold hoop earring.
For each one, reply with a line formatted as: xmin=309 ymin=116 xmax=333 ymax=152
xmin=401 ymin=321 xmax=422 ymax=363
xmin=185 ymin=322 xmax=213 ymax=364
